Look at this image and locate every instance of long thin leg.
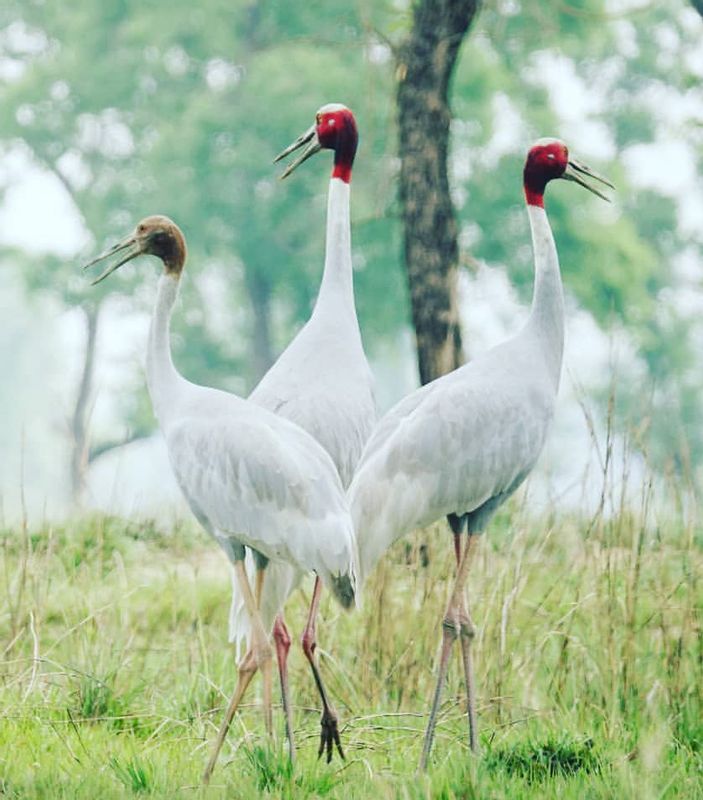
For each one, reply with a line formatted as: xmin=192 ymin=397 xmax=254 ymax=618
xmin=255 ymin=566 xmax=273 ymax=736
xmin=419 ymin=618 xmax=456 ymax=770
xmin=301 ymin=576 xmax=344 ymax=763
xmin=419 ymin=534 xmax=480 ymax=770
xmin=203 ymin=560 xmax=272 ymax=785
xmin=457 ymin=536 xmax=480 ymax=754
xmin=453 ymin=532 xmax=462 ymax=566
xmin=272 ymin=614 xmax=295 ymax=765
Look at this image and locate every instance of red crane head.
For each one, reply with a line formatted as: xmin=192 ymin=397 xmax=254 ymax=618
xmin=275 ymin=103 xmax=358 ymax=183
xmin=524 ymin=138 xmax=613 ymax=207
xmin=83 ymin=215 xmax=187 ymax=284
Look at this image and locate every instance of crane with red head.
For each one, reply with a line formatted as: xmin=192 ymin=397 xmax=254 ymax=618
xmin=227 ymin=102 xmax=376 ymax=769
xmin=348 ymin=138 xmax=613 ymax=768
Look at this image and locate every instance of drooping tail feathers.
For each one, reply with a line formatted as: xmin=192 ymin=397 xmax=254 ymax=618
xmin=327 ymin=528 xmax=360 ymax=610
xmin=228 ymin=553 xmax=302 ymax=659
xmin=330 ymin=573 xmax=355 ymax=609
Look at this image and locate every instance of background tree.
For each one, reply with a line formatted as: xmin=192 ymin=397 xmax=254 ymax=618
xmin=0 ymin=0 xmax=702 ymax=510
xmin=396 ymin=0 xmax=480 ymax=384
xmin=0 ymin=0 xmax=403 ymax=502
xmin=451 ymin=2 xmax=703 ymax=471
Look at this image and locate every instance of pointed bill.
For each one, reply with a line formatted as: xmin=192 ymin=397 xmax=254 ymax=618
xmin=563 ymin=158 xmax=614 ymax=202
xmin=274 ymin=124 xmax=322 ymax=179
xmin=82 ymin=237 xmax=142 ymax=285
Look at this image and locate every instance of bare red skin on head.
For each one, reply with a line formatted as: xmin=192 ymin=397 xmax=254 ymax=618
xmin=523 ymin=140 xmax=569 ymax=207
xmin=316 ymin=108 xmax=358 ymax=183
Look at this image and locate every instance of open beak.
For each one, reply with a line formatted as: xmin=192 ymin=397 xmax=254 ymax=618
xmin=562 ymin=158 xmax=614 ymax=201
xmin=82 ymin=235 xmax=142 ymax=285
xmin=273 ymin=123 xmax=322 ymax=179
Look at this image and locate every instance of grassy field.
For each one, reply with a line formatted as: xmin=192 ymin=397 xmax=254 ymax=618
xmin=1 ymin=496 xmax=701 ymax=798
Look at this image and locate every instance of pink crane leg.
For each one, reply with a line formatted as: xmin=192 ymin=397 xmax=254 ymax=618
xmin=272 ymin=613 xmax=296 ymax=764
xmin=459 ymin=613 xmax=479 ymax=754
xmin=456 ymin=536 xmax=480 ymax=754
xmin=419 ymin=618 xmax=456 ymax=770
xmin=254 ymin=567 xmax=273 ymax=737
xmin=301 ymin=576 xmax=345 ymax=763
xmin=203 ymin=560 xmax=272 ymax=785
xmin=419 ymin=534 xmax=481 ymax=770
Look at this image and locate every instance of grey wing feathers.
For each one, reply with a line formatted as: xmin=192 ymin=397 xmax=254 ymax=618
xmin=242 ymin=296 xmax=376 ymax=630
xmin=251 ymin=350 xmax=376 ymax=488
xmin=352 ymin=354 xmax=556 ymax=582
xmin=166 ymin=413 xmax=356 ymax=585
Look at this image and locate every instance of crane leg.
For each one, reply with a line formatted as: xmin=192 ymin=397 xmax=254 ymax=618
xmin=255 ymin=567 xmax=273 ymax=737
xmin=301 ymin=576 xmax=345 ymax=763
xmin=203 ymin=560 xmax=272 ymax=785
xmin=272 ymin=613 xmax=296 ymax=765
xmin=419 ymin=534 xmax=480 ymax=770
xmin=453 ymin=531 xmax=462 ymax=565
xmin=419 ymin=615 xmax=456 ymax=770
xmin=457 ymin=536 xmax=480 ymax=755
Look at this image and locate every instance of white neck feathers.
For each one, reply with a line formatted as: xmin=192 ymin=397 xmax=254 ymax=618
xmin=525 ymin=204 xmax=565 ymax=391
xmin=314 ymin=178 xmax=355 ymax=316
xmin=146 ymin=273 xmax=185 ymax=423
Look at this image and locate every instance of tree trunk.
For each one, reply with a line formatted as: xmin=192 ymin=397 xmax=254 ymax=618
xmin=70 ymin=302 xmax=100 ymax=504
xmin=396 ymin=0 xmax=480 ymax=384
xmin=244 ymin=267 xmax=274 ymax=383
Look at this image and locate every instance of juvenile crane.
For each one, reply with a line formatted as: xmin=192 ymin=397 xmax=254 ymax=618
xmin=83 ymin=216 xmax=358 ymax=783
xmin=230 ymin=103 xmax=376 ymax=763
xmin=348 ymin=139 xmax=612 ymax=768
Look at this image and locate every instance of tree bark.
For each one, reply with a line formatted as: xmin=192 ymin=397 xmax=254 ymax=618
xmin=70 ymin=302 xmax=100 ymax=504
xmin=396 ymin=0 xmax=480 ymax=384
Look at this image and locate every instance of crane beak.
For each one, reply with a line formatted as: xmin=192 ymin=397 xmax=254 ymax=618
xmin=82 ymin=235 xmax=142 ymax=285
xmin=562 ymin=158 xmax=614 ymax=201
xmin=273 ymin=124 xmax=322 ymax=179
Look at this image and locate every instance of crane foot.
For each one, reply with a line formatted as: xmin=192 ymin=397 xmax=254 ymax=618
xmin=318 ymin=706 xmax=345 ymax=763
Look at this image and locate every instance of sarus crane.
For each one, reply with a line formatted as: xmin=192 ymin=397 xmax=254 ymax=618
xmin=348 ymin=139 xmax=613 ymax=768
xmin=83 ymin=215 xmax=358 ymax=783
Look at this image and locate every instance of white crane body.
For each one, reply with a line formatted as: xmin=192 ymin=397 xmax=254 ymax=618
xmin=251 ymin=182 xmax=375 ymax=488
xmin=343 ymin=140 xmax=613 ymax=768
xmin=227 ymin=105 xmax=375 ymax=763
xmin=351 ymin=205 xmax=563 ymax=582
xmin=230 ymin=156 xmax=375 ymax=650
xmin=146 ymin=271 xmax=357 ymax=595
xmin=84 ymin=213 xmax=364 ymax=779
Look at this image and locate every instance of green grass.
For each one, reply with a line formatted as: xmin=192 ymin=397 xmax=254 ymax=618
xmin=0 ymin=504 xmax=701 ymax=798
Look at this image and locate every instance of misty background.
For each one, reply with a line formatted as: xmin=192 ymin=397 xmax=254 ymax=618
xmin=1 ymin=0 xmax=701 ymax=524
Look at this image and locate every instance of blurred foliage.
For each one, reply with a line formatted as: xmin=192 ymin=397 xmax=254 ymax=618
xmin=452 ymin=1 xmax=703 ymax=470
xmin=0 ymin=0 xmax=702 ymax=472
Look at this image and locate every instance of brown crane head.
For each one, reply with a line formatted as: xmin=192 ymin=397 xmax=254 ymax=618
xmin=83 ymin=215 xmax=187 ymax=285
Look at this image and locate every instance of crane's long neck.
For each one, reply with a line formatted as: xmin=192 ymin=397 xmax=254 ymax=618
xmin=146 ymin=273 xmax=186 ymax=424
xmin=525 ymin=204 xmax=564 ymax=391
xmin=313 ymin=178 xmax=355 ymax=318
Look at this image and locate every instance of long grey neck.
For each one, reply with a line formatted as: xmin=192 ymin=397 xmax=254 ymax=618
xmin=146 ymin=273 xmax=186 ymax=424
xmin=313 ymin=178 xmax=356 ymax=321
xmin=525 ymin=204 xmax=565 ymax=392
